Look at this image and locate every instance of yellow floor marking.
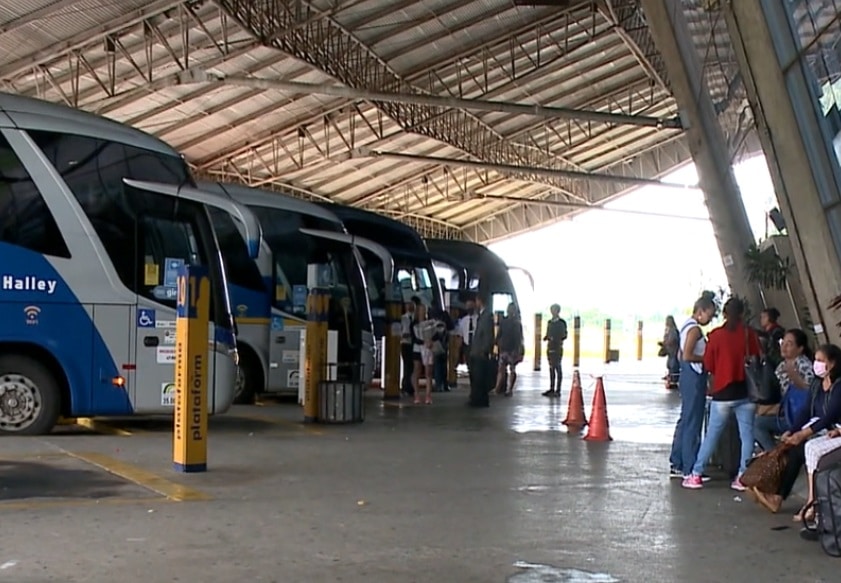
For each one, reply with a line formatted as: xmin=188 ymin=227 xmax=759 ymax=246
xmin=66 ymin=451 xmax=211 ymax=502
xmin=73 ymin=417 xmax=136 ymax=436
xmin=230 ymin=412 xmax=325 ymax=435
xmin=0 ymin=452 xmax=67 ymax=462
xmin=0 ymin=496 xmax=168 ymax=511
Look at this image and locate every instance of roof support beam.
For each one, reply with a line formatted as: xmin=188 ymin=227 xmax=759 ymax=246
xmin=360 ymin=149 xmax=696 ymax=190
xmin=213 ymin=0 xmax=610 ymax=203
xmin=187 ymin=70 xmax=683 ymax=128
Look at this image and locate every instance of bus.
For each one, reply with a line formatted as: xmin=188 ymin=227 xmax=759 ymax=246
xmin=318 ymin=204 xmax=445 ymax=372
xmin=0 ymin=92 xmax=261 ymax=434
xmin=425 ymin=239 xmax=521 ymax=315
xmin=200 ymin=182 xmax=392 ymax=402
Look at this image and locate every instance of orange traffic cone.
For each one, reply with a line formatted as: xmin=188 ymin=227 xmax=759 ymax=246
xmin=583 ymin=376 xmax=613 ymax=441
xmin=562 ymin=369 xmax=588 ymax=429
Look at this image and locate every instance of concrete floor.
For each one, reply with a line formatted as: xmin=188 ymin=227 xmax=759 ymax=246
xmin=0 ymin=359 xmax=835 ymax=582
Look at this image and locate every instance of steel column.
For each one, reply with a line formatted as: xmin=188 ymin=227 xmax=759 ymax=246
xmin=640 ymin=0 xmax=761 ymax=309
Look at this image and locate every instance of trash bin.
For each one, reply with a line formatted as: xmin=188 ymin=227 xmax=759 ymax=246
xmin=318 ymin=380 xmax=364 ymax=424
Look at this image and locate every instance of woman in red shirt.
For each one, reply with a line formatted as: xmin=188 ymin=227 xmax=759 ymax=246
xmin=683 ymin=297 xmax=761 ymax=491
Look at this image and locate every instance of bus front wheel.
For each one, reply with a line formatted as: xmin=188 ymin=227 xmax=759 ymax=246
xmin=233 ymin=350 xmax=260 ymax=405
xmin=0 ymin=355 xmax=61 ymax=435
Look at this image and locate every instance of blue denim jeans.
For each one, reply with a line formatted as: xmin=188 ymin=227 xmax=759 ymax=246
xmin=669 ymin=362 xmax=708 ymax=475
xmin=691 ymin=398 xmax=757 ymax=477
xmin=753 ymin=413 xmax=788 ymax=452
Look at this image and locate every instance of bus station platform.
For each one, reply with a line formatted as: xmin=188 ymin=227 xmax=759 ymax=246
xmin=0 ymin=362 xmax=834 ymax=583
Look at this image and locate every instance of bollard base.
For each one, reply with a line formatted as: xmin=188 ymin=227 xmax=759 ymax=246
xmin=173 ymin=462 xmax=207 ymax=473
xmin=303 ymin=416 xmax=318 ymax=424
xmin=382 ymin=394 xmax=400 ymax=401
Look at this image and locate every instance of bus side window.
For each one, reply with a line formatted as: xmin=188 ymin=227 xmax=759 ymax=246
xmin=0 ymin=133 xmax=70 ymax=258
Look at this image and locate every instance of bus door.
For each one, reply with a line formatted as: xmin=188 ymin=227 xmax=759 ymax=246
xmin=125 ymin=180 xmax=260 ymax=412
xmin=301 ymin=229 xmax=392 ymax=384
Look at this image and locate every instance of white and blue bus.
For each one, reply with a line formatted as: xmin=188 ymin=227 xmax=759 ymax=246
xmin=201 ymin=182 xmax=392 ymax=403
xmin=0 ymin=93 xmax=261 ymax=434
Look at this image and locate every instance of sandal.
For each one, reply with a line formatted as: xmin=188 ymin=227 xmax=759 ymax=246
xmin=793 ymin=503 xmax=816 ymax=523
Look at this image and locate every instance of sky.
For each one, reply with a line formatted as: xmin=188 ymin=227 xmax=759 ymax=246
xmin=489 ymin=154 xmax=777 ymax=320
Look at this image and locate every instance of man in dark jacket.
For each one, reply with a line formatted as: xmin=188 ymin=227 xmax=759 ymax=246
xmin=468 ymin=293 xmax=495 ymax=407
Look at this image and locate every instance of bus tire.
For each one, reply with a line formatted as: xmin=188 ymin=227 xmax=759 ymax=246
xmin=232 ymin=350 xmax=260 ymax=405
xmin=0 ymin=355 xmax=61 ymax=435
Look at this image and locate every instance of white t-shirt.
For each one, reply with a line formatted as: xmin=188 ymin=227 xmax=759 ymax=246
xmin=679 ymin=317 xmax=706 ymax=375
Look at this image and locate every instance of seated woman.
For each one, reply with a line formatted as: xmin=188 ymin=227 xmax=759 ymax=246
xmin=749 ymin=344 xmax=841 ymax=516
xmin=798 ymin=425 xmax=841 ymax=523
xmin=753 ymin=329 xmax=814 ymax=452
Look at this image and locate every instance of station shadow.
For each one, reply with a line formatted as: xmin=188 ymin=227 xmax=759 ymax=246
xmin=0 ymin=457 xmax=150 ymax=502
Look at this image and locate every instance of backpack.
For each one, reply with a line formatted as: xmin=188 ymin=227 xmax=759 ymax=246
xmin=804 ymin=461 xmax=841 ymax=557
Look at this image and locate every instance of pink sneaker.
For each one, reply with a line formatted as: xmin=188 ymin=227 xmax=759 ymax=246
xmin=682 ymin=475 xmax=703 ymax=489
xmin=731 ymin=477 xmax=747 ymax=492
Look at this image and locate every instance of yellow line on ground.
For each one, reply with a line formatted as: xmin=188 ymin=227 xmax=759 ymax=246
xmin=0 ymin=496 xmax=167 ymax=511
xmin=231 ymin=412 xmax=324 ymax=435
xmin=74 ymin=418 xmax=135 ymax=436
xmin=0 ymin=452 xmax=67 ymax=462
xmin=66 ymin=452 xmax=211 ymax=502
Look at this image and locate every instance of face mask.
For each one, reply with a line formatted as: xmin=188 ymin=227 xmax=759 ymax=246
xmin=814 ymin=361 xmax=828 ymax=378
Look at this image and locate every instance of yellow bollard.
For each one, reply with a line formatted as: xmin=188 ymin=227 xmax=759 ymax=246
xmin=382 ymin=283 xmax=402 ymax=400
xmin=573 ymin=315 xmax=581 ymax=368
xmin=303 ymin=288 xmax=329 ymax=422
xmin=533 ymin=313 xmax=542 ymax=372
xmin=603 ymin=319 xmax=612 ymax=364
xmin=172 ymin=265 xmax=210 ymax=473
xmin=636 ymin=320 xmax=644 ymax=361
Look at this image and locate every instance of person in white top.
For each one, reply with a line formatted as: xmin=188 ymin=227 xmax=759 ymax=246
xmin=668 ymin=291 xmax=717 ymax=479
xmin=456 ymin=298 xmax=478 ymax=367
xmin=400 ymin=297 xmax=420 ymax=395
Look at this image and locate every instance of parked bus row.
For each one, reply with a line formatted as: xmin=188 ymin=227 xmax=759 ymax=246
xmin=0 ymin=92 xmax=522 ymax=435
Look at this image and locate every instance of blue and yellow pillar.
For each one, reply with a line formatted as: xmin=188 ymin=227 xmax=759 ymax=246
xmin=303 ymin=288 xmax=329 ymax=422
xmin=172 ymin=265 xmax=210 ymax=473
xmin=572 ymin=315 xmax=581 ymax=369
xmin=382 ymin=282 xmax=402 ymax=400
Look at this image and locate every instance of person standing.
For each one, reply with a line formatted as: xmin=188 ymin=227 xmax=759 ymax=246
xmin=400 ymin=296 xmax=420 ymax=396
xmin=542 ymin=304 xmax=568 ymax=398
xmin=662 ymin=315 xmax=680 ymax=389
xmin=682 ymin=297 xmax=761 ymax=491
xmin=457 ymin=296 xmax=478 ymax=392
xmin=668 ymin=291 xmax=717 ymax=479
xmin=468 ymin=293 xmax=494 ymax=408
xmin=494 ymin=302 xmax=524 ymax=396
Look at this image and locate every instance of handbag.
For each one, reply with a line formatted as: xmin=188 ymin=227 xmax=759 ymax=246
xmin=740 ymin=443 xmax=791 ymax=493
xmin=744 ymin=326 xmax=782 ymax=405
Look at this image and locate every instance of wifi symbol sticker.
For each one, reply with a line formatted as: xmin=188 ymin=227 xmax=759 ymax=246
xmin=24 ymin=305 xmax=41 ymax=326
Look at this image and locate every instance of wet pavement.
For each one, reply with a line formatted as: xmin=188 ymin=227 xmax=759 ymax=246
xmin=0 ymin=359 xmax=834 ymax=582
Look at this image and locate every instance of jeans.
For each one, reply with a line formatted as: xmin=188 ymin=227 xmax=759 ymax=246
xmin=754 ymin=413 xmax=788 ymax=452
xmin=669 ymin=362 xmax=707 ymax=475
xmin=691 ymin=398 xmax=757 ymax=477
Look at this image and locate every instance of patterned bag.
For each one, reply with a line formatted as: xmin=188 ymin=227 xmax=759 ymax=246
xmin=740 ymin=444 xmax=791 ymax=492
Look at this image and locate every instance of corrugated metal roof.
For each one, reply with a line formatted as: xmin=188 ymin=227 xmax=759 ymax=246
xmin=0 ymin=0 xmax=736 ymax=242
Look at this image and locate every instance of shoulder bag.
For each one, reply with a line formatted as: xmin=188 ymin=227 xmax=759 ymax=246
xmin=744 ymin=326 xmax=782 ymax=405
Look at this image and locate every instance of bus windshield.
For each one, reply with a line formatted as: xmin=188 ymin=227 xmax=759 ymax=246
xmin=249 ymin=204 xmax=371 ymax=336
xmin=396 ymin=264 xmax=436 ymax=308
xmin=207 ymin=207 xmax=266 ymax=294
xmin=28 ymin=130 xmax=232 ymax=329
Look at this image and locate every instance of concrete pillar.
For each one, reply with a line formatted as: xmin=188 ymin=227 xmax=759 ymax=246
xmin=722 ymin=0 xmax=841 ymax=343
xmin=640 ymin=0 xmax=762 ymax=311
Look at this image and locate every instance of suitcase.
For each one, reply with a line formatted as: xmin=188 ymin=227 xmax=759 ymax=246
xmin=703 ymin=398 xmax=741 ymax=479
xmin=810 ymin=461 xmax=841 ymax=557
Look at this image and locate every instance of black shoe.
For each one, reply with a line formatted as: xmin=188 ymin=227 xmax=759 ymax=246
xmin=799 ymin=527 xmax=820 ymax=542
xmin=542 ymin=390 xmax=554 ymax=397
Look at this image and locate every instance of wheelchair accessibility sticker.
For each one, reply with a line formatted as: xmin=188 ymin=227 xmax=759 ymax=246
xmin=137 ymin=309 xmax=156 ymax=328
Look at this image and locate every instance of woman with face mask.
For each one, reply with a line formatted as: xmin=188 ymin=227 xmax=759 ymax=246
xmin=749 ymin=343 xmax=841 ymax=516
